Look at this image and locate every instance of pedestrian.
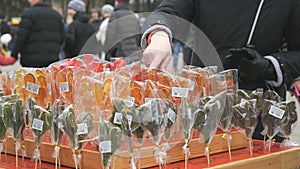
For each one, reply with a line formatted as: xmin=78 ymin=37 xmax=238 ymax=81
xmin=95 ymin=4 xmax=114 ymax=60
xmin=103 ymin=0 xmax=140 ymax=62
xmin=0 ymin=0 xmax=65 ymax=67
xmin=90 ymin=7 xmax=102 ymax=31
xmin=63 ymin=0 xmax=95 ymax=58
xmin=141 ymin=0 xmax=300 ymax=141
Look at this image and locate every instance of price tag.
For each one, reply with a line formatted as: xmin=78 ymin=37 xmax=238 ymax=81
xmin=76 ymin=123 xmax=88 ymax=135
xmin=104 ymin=68 xmax=110 ymax=72
xmin=126 ymin=115 xmax=133 ymax=126
xmin=100 ymin=141 xmax=111 ymax=153
xmin=188 ymin=80 xmax=195 ymax=91
xmin=167 ymin=108 xmax=176 ymax=123
xmin=240 ymin=98 xmax=248 ymax=108
xmin=125 ymin=97 xmax=135 ymax=107
xmin=113 ymin=112 xmax=122 ymax=125
xmin=27 ymin=82 xmax=39 ymax=94
xmin=268 ymin=105 xmax=285 ymax=119
xmin=32 ymin=118 xmax=44 ymax=132
xmin=172 ymin=87 xmax=188 ymax=98
xmin=60 ymin=82 xmax=69 ymax=93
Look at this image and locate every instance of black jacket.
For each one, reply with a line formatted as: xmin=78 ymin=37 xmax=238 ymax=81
xmin=11 ymin=2 xmax=65 ymax=67
xmin=104 ymin=2 xmax=140 ymax=61
xmin=64 ymin=12 xmax=95 ymax=58
xmin=142 ymin=0 xmax=300 ymax=91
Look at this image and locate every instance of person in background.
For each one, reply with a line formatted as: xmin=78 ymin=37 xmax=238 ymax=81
xmin=141 ymin=0 xmax=300 ymax=141
xmin=95 ymin=4 xmax=114 ymax=60
xmin=90 ymin=7 xmax=102 ymax=31
xmin=0 ymin=0 xmax=65 ymax=67
xmin=63 ymin=0 xmax=95 ymax=58
xmin=172 ymin=39 xmax=185 ymax=74
xmin=8 ymin=17 xmax=20 ymax=50
xmin=103 ymin=0 xmax=140 ymax=62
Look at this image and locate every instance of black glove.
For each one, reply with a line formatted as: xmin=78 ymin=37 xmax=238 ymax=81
xmin=230 ymin=47 xmax=276 ymax=82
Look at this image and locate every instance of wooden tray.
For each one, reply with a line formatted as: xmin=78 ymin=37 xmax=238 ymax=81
xmin=3 ymin=130 xmax=248 ymax=169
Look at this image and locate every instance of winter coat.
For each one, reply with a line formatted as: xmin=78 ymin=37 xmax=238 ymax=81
xmin=11 ymin=2 xmax=65 ymax=67
xmin=142 ymin=0 xmax=300 ymax=92
xmin=64 ymin=12 xmax=95 ymax=58
xmin=104 ymin=2 xmax=140 ymax=61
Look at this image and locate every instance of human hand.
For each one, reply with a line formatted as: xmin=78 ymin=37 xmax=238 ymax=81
xmin=230 ymin=47 xmax=276 ymax=82
xmin=142 ymin=31 xmax=172 ymax=70
xmin=290 ymin=76 xmax=300 ymax=102
xmin=0 ymin=55 xmax=16 ymax=65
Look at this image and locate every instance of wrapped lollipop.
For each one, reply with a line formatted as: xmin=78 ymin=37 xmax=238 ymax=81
xmin=140 ymin=99 xmax=166 ymax=169
xmin=280 ymin=101 xmax=298 ymax=147
xmin=99 ymin=114 xmax=122 ymax=169
xmin=12 ymin=99 xmax=26 ymax=167
xmin=216 ymin=69 xmax=238 ymax=160
xmin=0 ymin=102 xmax=8 ymax=158
xmin=51 ymin=99 xmax=65 ymax=169
xmin=180 ymin=98 xmax=198 ymax=169
xmin=30 ymin=103 xmax=52 ymax=169
xmin=110 ymin=98 xmax=140 ymax=169
xmin=57 ymin=104 xmax=94 ymax=169
xmin=199 ymin=91 xmax=226 ymax=164
xmin=232 ymin=98 xmax=259 ymax=155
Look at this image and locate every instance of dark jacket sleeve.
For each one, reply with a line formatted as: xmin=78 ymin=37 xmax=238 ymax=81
xmin=141 ymin=0 xmax=195 ymax=36
xmin=11 ymin=11 xmax=32 ymax=59
xmin=272 ymin=0 xmax=300 ymax=87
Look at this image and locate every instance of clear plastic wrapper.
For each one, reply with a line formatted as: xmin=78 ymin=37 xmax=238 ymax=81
xmin=30 ymin=102 xmax=52 ymax=169
xmin=180 ymin=98 xmax=198 ymax=169
xmin=218 ymin=69 xmax=238 ymax=159
xmin=51 ymin=99 xmax=65 ymax=169
xmin=232 ymin=91 xmax=260 ymax=155
xmin=199 ymin=91 xmax=226 ymax=164
xmin=0 ymin=100 xmax=8 ymax=157
xmin=280 ymin=101 xmax=298 ymax=147
xmin=262 ymin=99 xmax=296 ymax=150
xmin=99 ymin=114 xmax=122 ymax=169
xmin=1 ymin=71 xmax=13 ymax=96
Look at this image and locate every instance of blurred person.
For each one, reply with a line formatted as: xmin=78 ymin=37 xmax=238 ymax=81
xmin=90 ymin=7 xmax=102 ymax=31
xmin=95 ymin=4 xmax=114 ymax=60
xmin=141 ymin=0 xmax=300 ymax=141
xmin=172 ymin=39 xmax=185 ymax=74
xmin=8 ymin=17 xmax=21 ymax=50
xmin=0 ymin=0 xmax=65 ymax=67
xmin=103 ymin=0 xmax=140 ymax=62
xmin=63 ymin=0 xmax=95 ymax=58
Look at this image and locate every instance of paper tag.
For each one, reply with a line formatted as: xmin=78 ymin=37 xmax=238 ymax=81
xmin=167 ymin=108 xmax=176 ymax=123
xmin=32 ymin=118 xmax=44 ymax=131
xmin=60 ymin=82 xmax=69 ymax=93
xmin=188 ymin=81 xmax=194 ymax=91
xmin=172 ymin=87 xmax=188 ymax=98
xmin=104 ymin=68 xmax=110 ymax=72
xmin=113 ymin=112 xmax=122 ymax=125
xmin=240 ymin=98 xmax=247 ymax=108
xmin=125 ymin=96 xmax=135 ymax=107
xmin=100 ymin=141 xmax=111 ymax=153
xmin=126 ymin=115 xmax=133 ymax=126
xmin=76 ymin=123 xmax=88 ymax=135
xmin=27 ymin=82 xmax=39 ymax=94
xmin=268 ymin=105 xmax=285 ymax=119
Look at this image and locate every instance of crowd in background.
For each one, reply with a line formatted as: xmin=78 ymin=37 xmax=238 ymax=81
xmin=0 ymin=0 xmax=142 ymax=68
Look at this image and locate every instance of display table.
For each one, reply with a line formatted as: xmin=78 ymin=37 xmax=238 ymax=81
xmin=1 ymin=140 xmax=299 ymax=169
xmin=149 ymin=140 xmax=300 ymax=169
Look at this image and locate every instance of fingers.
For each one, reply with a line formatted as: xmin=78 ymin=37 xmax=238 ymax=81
xmin=159 ymin=53 xmax=172 ymax=71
